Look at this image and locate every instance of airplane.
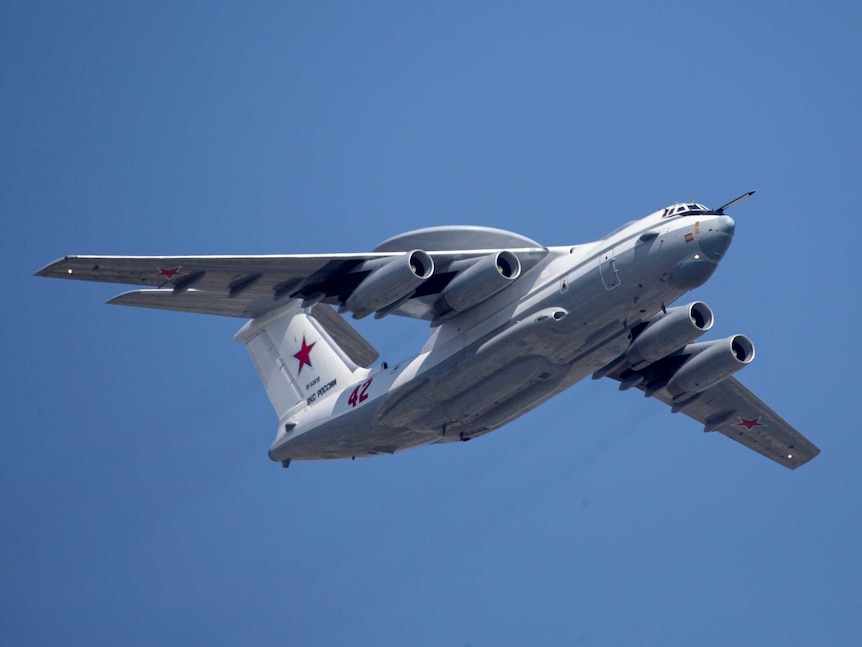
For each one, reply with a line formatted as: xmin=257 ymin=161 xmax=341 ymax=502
xmin=36 ymin=191 xmax=820 ymax=470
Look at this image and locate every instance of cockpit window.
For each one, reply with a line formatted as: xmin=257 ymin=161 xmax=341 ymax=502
xmin=662 ymin=203 xmax=711 ymax=218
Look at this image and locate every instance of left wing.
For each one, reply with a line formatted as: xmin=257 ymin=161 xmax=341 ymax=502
xmin=655 ymin=376 xmax=821 ymax=469
xmin=602 ymin=363 xmax=820 ymax=470
xmin=35 ymin=227 xmax=548 ymax=320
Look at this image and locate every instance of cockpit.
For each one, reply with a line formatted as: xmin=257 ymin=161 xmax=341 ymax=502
xmin=661 ymin=203 xmax=710 ymax=218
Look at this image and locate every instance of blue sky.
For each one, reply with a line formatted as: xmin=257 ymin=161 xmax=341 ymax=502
xmin=3 ymin=1 xmax=861 ymax=645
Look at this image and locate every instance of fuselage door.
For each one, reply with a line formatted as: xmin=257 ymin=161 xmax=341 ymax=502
xmin=599 ymin=248 xmax=621 ymax=290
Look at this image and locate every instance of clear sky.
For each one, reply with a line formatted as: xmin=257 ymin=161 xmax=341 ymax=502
xmin=3 ymin=1 xmax=861 ymax=645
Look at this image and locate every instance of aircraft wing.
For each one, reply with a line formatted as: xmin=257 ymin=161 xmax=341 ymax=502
xmin=602 ymin=372 xmax=820 ymax=470
xmin=35 ymin=227 xmax=548 ymax=320
xmin=36 ymin=253 xmax=384 ymax=318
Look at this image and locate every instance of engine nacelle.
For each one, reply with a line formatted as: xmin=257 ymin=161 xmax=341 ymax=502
xmin=626 ymin=302 xmax=714 ymax=369
xmin=666 ymin=334 xmax=755 ymax=398
xmin=345 ymin=250 xmax=434 ymax=318
xmin=437 ymin=251 xmax=521 ymax=313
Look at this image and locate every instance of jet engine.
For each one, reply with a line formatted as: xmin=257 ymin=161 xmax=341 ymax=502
xmin=666 ymin=334 xmax=755 ymax=398
xmin=437 ymin=251 xmax=521 ymax=314
xmin=626 ymin=302 xmax=714 ymax=369
xmin=345 ymin=250 xmax=434 ymax=318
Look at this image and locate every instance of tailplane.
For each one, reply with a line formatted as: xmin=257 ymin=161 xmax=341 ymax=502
xmin=234 ymin=302 xmax=377 ymax=418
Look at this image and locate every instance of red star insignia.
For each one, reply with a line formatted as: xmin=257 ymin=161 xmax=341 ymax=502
xmin=737 ymin=417 xmax=763 ymax=431
xmin=157 ymin=266 xmax=183 ymax=279
xmin=293 ymin=336 xmax=316 ymax=374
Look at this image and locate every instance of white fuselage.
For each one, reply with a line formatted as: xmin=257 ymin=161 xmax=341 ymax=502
xmin=268 ymin=210 xmax=736 ymax=461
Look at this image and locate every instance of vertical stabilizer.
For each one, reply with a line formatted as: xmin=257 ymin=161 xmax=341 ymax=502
xmin=234 ymin=302 xmax=374 ymax=418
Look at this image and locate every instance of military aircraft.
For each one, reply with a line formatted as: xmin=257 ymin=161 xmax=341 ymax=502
xmin=36 ymin=191 xmax=819 ymax=470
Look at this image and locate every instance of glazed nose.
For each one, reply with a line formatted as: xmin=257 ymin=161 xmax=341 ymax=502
xmin=700 ymin=215 xmax=735 ymax=260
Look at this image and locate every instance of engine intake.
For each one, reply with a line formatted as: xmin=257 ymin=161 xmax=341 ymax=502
xmin=626 ymin=302 xmax=714 ymax=369
xmin=437 ymin=251 xmax=521 ymax=314
xmin=345 ymin=250 xmax=434 ymax=318
xmin=666 ymin=334 xmax=755 ymax=398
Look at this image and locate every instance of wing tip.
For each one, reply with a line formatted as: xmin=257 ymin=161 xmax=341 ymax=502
xmin=787 ymin=445 xmax=820 ymax=470
xmin=34 ymin=256 xmax=73 ymax=278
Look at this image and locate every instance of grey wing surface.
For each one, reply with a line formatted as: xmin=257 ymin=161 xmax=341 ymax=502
xmin=35 ymin=253 xmax=383 ymax=319
xmin=655 ymin=377 xmax=819 ymax=470
xmin=604 ymin=368 xmax=819 ymax=469
xmin=36 ymin=230 xmax=548 ymax=321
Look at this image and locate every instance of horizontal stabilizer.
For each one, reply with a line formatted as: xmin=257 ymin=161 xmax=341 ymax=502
xmin=310 ymin=303 xmax=378 ymax=367
xmin=109 ymin=288 xmax=260 ymax=317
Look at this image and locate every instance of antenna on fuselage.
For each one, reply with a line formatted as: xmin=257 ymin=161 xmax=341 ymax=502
xmin=716 ymin=190 xmax=756 ymax=214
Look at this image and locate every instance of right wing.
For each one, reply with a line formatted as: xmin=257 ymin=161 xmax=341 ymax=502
xmin=36 ymin=226 xmax=548 ymax=320
xmin=36 ymin=253 xmax=382 ymax=318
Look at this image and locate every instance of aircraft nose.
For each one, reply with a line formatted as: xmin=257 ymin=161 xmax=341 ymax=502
xmin=716 ymin=214 xmax=735 ymax=235
xmin=700 ymin=215 xmax=735 ymax=260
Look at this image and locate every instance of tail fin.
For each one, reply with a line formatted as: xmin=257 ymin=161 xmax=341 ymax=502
xmin=234 ymin=302 xmax=378 ymax=418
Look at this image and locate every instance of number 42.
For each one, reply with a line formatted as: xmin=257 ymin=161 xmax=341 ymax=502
xmin=347 ymin=378 xmax=372 ymax=408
